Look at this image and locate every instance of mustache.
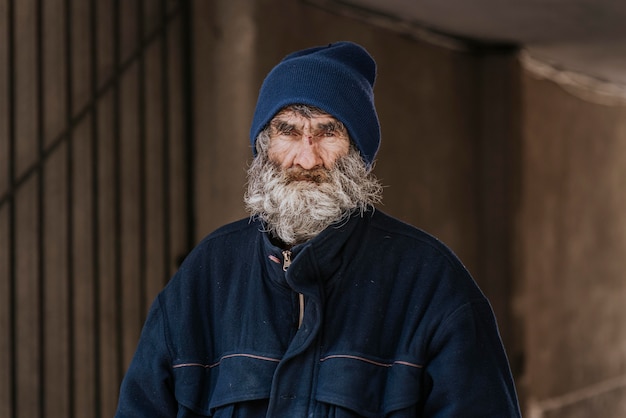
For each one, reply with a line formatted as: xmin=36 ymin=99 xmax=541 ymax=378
xmin=284 ymin=166 xmax=331 ymax=184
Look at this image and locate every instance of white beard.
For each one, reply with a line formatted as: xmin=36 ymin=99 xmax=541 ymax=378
xmin=244 ymin=149 xmax=382 ymax=246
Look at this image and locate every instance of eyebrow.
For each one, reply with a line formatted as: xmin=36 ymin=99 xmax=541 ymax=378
xmin=316 ymin=121 xmax=345 ymax=133
xmin=270 ymin=120 xmax=296 ymax=133
xmin=269 ymin=118 xmax=346 ymax=135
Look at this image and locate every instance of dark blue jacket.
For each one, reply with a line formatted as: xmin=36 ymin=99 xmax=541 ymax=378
xmin=116 ymin=210 xmax=521 ymax=417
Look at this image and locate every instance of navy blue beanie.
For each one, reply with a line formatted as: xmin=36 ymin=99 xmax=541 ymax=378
xmin=250 ymin=41 xmax=380 ymax=165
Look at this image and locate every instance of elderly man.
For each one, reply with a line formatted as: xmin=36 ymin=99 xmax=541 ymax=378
xmin=116 ymin=41 xmax=521 ymax=417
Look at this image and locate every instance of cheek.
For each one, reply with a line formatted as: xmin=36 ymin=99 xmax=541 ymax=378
xmin=268 ymin=142 xmax=291 ymax=165
xmin=323 ymin=143 xmax=350 ymax=165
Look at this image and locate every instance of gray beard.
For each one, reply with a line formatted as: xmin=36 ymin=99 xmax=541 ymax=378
xmin=244 ymin=148 xmax=382 ymax=246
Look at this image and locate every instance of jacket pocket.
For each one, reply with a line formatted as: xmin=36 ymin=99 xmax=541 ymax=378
xmin=172 ymin=353 xmax=280 ymax=416
xmin=315 ymin=354 xmax=424 ymax=418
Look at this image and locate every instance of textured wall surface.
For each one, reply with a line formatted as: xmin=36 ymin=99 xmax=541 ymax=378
xmin=0 ymin=1 xmax=191 ymax=416
xmin=520 ymin=73 xmax=626 ymax=418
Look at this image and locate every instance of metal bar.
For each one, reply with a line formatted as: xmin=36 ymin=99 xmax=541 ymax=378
xmin=8 ymin=0 xmax=17 ymax=415
xmin=138 ymin=0 xmax=148 ymax=321
xmin=181 ymin=0 xmax=196 ymax=257
xmin=64 ymin=0 xmax=76 ymax=416
xmin=0 ymin=5 xmax=183 ymax=211
xmin=161 ymin=0 xmax=171 ymax=283
xmin=35 ymin=0 xmax=46 ymax=415
xmin=112 ymin=0 xmax=124 ymax=385
xmin=89 ymin=0 xmax=101 ymax=416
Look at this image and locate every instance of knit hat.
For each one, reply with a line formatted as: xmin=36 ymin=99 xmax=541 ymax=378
xmin=249 ymin=41 xmax=380 ymax=165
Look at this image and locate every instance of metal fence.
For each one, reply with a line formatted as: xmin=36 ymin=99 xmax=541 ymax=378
xmin=0 ymin=0 xmax=194 ymax=416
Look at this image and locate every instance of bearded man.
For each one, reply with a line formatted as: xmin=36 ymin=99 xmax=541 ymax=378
xmin=116 ymin=42 xmax=521 ymax=417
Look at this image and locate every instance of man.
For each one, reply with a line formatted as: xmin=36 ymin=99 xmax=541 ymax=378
xmin=116 ymin=41 xmax=521 ymax=417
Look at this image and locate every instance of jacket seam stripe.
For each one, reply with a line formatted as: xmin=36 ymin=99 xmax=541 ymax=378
xmin=172 ymin=353 xmax=282 ymax=369
xmin=319 ymin=354 xmax=423 ymax=369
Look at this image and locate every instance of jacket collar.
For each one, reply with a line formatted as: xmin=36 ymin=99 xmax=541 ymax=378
xmin=259 ymin=209 xmax=370 ymax=289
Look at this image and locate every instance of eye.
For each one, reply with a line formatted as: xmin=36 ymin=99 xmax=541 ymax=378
xmin=317 ymin=122 xmax=345 ymax=139
xmin=277 ymin=126 xmax=292 ymax=135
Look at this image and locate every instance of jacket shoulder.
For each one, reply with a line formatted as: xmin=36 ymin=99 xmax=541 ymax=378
xmin=201 ymin=217 xmax=259 ymax=242
xmin=184 ymin=217 xmax=259 ymax=258
xmin=162 ymin=218 xmax=260 ymax=290
xmin=368 ymin=210 xmax=457 ymax=257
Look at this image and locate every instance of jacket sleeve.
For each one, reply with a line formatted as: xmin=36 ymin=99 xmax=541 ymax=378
xmin=423 ymin=301 xmax=521 ymax=417
xmin=115 ymin=296 xmax=178 ymax=417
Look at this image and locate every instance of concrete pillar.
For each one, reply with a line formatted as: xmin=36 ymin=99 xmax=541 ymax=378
xmin=192 ymin=0 xmax=256 ymax=238
xmin=519 ymin=69 xmax=626 ymax=417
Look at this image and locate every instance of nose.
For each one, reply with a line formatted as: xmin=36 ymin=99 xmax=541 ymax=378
xmin=292 ymin=136 xmax=323 ymax=170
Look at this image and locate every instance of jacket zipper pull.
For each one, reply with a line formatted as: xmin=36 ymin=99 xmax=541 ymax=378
xmin=282 ymin=250 xmax=292 ymax=272
xmin=281 ymin=250 xmax=304 ymax=327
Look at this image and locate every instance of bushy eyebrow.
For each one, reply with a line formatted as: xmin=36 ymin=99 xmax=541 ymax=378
xmin=270 ymin=120 xmax=296 ymax=134
xmin=269 ymin=118 xmax=346 ymax=135
xmin=316 ymin=121 xmax=345 ymax=132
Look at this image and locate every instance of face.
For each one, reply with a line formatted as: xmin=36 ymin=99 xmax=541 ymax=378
xmin=245 ymin=107 xmax=383 ymax=245
xmin=267 ymin=109 xmax=350 ymax=171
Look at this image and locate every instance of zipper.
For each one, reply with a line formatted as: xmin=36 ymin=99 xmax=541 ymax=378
xmin=282 ymin=250 xmax=304 ymax=328
xmin=282 ymin=250 xmax=292 ymax=272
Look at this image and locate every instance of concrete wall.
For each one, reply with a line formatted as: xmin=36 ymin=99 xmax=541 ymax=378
xmin=520 ymin=73 xmax=626 ymax=417
xmin=193 ymin=0 xmax=256 ymax=236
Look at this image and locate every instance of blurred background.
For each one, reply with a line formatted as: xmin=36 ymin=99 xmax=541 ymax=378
xmin=1 ymin=0 xmax=626 ymax=416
